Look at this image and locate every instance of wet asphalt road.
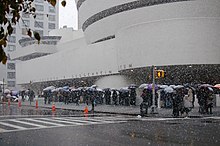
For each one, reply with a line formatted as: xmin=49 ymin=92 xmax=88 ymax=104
xmin=0 ymin=105 xmax=220 ymax=146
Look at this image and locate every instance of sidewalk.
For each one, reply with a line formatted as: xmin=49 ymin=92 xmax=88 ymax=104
xmin=2 ymin=98 xmax=220 ymax=118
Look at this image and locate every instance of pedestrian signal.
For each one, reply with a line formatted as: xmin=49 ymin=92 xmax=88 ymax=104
xmin=156 ymin=70 xmax=166 ymax=78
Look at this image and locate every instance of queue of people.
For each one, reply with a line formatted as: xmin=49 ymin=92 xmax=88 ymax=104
xmin=139 ymin=84 xmax=217 ymax=117
xmin=42 ymin=87 xmax=138 ymax=107
xmin=2 ymin=83 xmax=217 ymax=117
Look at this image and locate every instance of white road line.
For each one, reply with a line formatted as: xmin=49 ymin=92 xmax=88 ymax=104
xmin=202 ymin=117 xmax=220 ymax=120
xmin=40 ymin=118 xmax=84 ymax=125
xmin=65 ymin=117 xmax=127 ymax=124
xmin=52 ymin=117 xmax=92 ymax=125
xmin=0 ymin=121 xmax=27 ymax=130
xmin=56 ymin=117 xmax=112 ymax=124
xmin=59 ymin=117 xmax=100 ymax=124
xmin=0 ymin=127 xmax=5 ymax=133
xmin=8 ymin=119 xmax=47 ymax=128
xmin=24 ymin=118 xmax=65 ymax=126
xmin=88 ymin=118 xmax=124 ymax=123
xmin=92 ymin=116 xmax=132 ymax=121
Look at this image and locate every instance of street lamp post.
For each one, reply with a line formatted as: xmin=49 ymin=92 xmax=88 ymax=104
xmin=2 ymin=78 xmax=5 ymax=95
xmin=151 ymin=65 xmax=158 ymax=114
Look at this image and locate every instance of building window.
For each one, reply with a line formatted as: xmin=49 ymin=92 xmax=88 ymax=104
xmin=22 ymin=12 xmax=30 ymax=18
xmin=7 ymin=63 xmax=15 ymax=70
xmin=48 ymin=15 xmax=55 ymax=21
xmin=35 ymin=4 xmax=44 ymax=11
xmin=48 ymin=23 xmax=55 ymax=29
xmin=8 ymin=36 xmax=16 ymax=43
xmin=22 ymin=20 xmax=30 ymax=27
xmin=7 ymin=72 xmax=16 ymax=79
xmin=7 ymin=81 xmax=15 ymax=87
xmin=34 ymin=21 xmax=44 ymax=28
xmin=49 ymin=6 xmax=55 ymax=13
xmin=36 ymin=13 xmax=44 ymax=20
xmin=7 ymin=45 xmax=16 ymax=52
xmin=35 ymin=30 xmax=43 ymax=36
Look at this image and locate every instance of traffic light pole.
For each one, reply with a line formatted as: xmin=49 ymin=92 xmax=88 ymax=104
xmin=151 ymin=65 xmax=158 ymax=114
xmin=2 ymin=78 xmax=4 ymax=95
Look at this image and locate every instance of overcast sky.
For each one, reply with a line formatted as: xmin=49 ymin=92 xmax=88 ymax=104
xmin=59 ymin=0 xmax=78 ymax=30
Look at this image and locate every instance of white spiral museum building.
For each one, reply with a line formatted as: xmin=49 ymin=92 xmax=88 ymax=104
xmin=11 ymin=0 xmax=220 ymax=90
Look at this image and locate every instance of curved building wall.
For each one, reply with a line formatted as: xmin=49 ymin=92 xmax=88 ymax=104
xmin=77 ymin=0 xmax=134 ymax=28
xmin=79 ymin=0 xmax=220 ymax=44
xmin=116 ymin=17 xmax=220 ymax=70
xmin=16 ymin=39 xmax=118 ymax=84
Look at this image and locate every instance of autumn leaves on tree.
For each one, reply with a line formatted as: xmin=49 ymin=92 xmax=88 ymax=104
xmin=0 ymin=0 xmax=66 ymax=64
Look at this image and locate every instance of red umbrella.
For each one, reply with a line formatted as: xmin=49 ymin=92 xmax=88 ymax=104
xmin=214 ymin=84 xmax=220 ymax=89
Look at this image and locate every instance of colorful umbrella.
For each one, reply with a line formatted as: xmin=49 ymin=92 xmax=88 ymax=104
xmin=214 ymin=84 xmax=220 ymax=89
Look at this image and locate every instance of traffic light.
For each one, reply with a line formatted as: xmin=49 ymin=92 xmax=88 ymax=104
xmin=156 ymin=70 xmax=166 ymax=78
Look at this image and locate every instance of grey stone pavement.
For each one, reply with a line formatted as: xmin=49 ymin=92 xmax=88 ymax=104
xmin=2 ymin=98 xmax=220 ymax=118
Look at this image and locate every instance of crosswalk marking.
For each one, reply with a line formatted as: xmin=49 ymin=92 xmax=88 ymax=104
xmin=0 ymin=121 xmax=27 ymax=130
xmin=59 ymin=117 xmax=100 ymax=124
xmin=40 ymin=118 xmax=84 ymax=125
xmin=24 ymin=118 xmax=65 ymax=126
xmin=0 ymin=116 xmax=133 ymax=133
xmin=0 ymin=127 xmax=5 ymax=133
xmin=2 ymin=115 xmax=218 ymax=134
xmin=8 ymin=119 xmax=47 ymax=128
xmin=58 ymin=117 xmax=118 ymax=124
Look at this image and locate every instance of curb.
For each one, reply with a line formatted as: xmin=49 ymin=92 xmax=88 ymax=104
xmin=0 ymin=102 xmax=217 ymax=118
xmin=0 ymin=102 xmax=139 ymax=116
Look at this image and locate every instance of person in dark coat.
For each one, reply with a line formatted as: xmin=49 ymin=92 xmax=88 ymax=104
xmin=140 ymin=89 xmax=149 ymax=116
xmin=63 ymin=91 xmax=69 ymax=104
xmin=124 ymin=91 xmax=130 ymax=106
xmin=48 ymin=90 xmax=52 ymax=104
xmin=172 ymin=88 xmax=184 ymax=117
xmin=90 ymin=92 xmax=96 ymax=112
xmin=112 ymin=90 xmax=118 ymax=105
xmin=29 ymin=89 xmax=35 ymax=105
xmin=197 ymin=87 xmax=208 ymax=114
xmin=130 ymin=88 xmax=137 ymax=106
xmin=44 ymin=91 xmax=48 ymax=104
xmin=104 ymin=89 xmax=111 ymax=105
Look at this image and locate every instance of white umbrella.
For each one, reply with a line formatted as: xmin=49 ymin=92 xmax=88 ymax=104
xmin=6 ymin=93 xmax=11 ymax=98
xmin=139 ymin=83 xmax=148 ymax=88
xmin=52 ymin=88 xmax=62 ymax=92
xmin=120 ymin=87 xmax=130 ymax=92
xmin=4 ymin=89 xmax=11 ymax=94
xmin=128 ymin=84 xmax=137 ymax=89
xmin=169 ymin=85 xmax=176 ymax=88
xmin=158 ymin=85 xmax=169 ymax=89
xmin=91 ymin=85 xmax=98 ymax=88
xmin=87 ymin=87 xmax=96 ymax=91
xmin=208 ymin=87 xmax=214 ymax=92
xmin=164 ymin=87 xmax=174 ymax=93
xmin=200 ymin=84 xmax=213 ymax=88
xmin=77 ymin=87 xmax=84 ymax=90
xmin=96 ymin=88 xmax=103 ymax=92
xmin=43 ymin=86 xmax=56 ymax=91
xmin=173 ymin=85 xmax=184 ymax=89
xmin=62 ymin=86 xmax=69 ymax=90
